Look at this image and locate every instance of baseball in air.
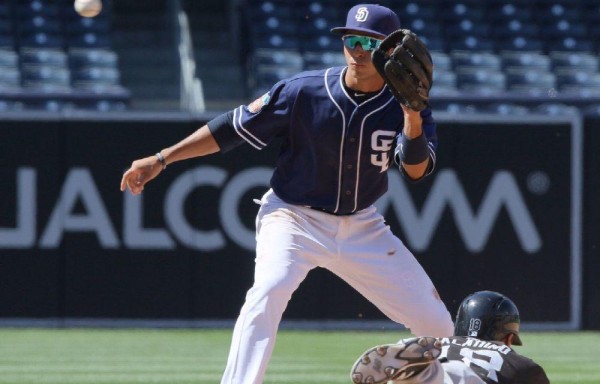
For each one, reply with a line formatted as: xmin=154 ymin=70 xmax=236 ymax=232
xmin=74 ymin=0 xmax=102 ymax=18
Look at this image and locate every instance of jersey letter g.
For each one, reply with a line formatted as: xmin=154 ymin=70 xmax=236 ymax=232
xmin=371 ymin=130 xmax=396 ymax=173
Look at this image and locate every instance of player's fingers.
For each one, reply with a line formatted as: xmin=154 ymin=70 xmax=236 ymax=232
xmin=121 ymin=169 xmax=144 ymax=194
xmin=121 ymin=156 xmax=160 ymax=194
xmin=120 ymin=169 xmax=131 ymax=191
xmin=127 ymin=176 xmax=143 ymax=195
xmin=120 ymin=168 xmax=139 ymax=192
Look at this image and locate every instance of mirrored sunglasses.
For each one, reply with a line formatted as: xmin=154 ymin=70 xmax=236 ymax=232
xmin=342 ymin=35 xmax=382 ymax=51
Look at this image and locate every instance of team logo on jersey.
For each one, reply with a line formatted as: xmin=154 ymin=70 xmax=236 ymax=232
xmin=468 ymin=318 xmax=482 ymax=336
xmin=370 ymin=130 xmax=396 ymax=172
xmin=355 ymin=7 xmax=369 ymax=22
xmin=247 ymin=92 xmax=271 ymax=113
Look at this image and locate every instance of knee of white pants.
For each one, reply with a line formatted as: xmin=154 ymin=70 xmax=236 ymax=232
xmin=411 ymin=305 xmax=454 ymax=337
xmin=398 ymin=298 xmax=453 ymax=338
xmin=243 ymin=280 xmax=292 ymax=315
xmin=240 ymin=262 xmax=308 ymax=325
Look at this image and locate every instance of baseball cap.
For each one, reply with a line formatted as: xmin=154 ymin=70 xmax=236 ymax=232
xmin=330 ymin=4 xmax=401 ymax=38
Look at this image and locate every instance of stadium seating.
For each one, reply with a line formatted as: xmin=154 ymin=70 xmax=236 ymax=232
xmin=0 ymin=0 xmax=129 ymax=111
xmin=238 ymin=0 xmax=600 ymax=113
xmin=248 ymin=48 xmax=304 ymax=94
xmin=0 ymin=49 xmax=20 ymax=85
xmin=505 ymin=68 xmax=557 ymax=94
xmin=500 ymin=51 xmax=552 ymax=71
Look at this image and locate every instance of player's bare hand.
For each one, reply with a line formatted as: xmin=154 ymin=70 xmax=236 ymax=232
xmin=120 ymin=156 xmax=163 ymax=195
xmin=401 ymin=104 xmax=421 ymax=117
xmin=401 ymin=105 xmax=423 ymax=138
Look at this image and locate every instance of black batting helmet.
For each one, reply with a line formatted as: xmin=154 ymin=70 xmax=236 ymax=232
xmin=454 ymin=291 xmax=523 ymax=346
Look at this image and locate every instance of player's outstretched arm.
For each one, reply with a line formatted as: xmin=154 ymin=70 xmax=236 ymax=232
xmin=120 ymin=124 xmax=220 ymax=195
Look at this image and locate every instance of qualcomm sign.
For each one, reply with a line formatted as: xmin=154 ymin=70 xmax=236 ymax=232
xmin=1 ymin=166 xmax=541 ymax=253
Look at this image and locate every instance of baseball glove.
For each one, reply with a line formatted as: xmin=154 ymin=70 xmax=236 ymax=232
xmin=372 ymin=29 xmax=433 ymax=111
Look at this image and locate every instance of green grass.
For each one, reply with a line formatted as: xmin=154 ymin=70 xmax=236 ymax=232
xmin=0 ymin=329 xmax=597 ymax=383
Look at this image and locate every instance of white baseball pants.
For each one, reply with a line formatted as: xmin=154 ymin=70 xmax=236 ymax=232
xmin=220 ymin=189 xmax=453 ymax=384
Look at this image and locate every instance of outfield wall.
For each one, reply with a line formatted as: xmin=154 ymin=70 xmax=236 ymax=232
xmin=0 ymin=111 xmax=596 ymax=330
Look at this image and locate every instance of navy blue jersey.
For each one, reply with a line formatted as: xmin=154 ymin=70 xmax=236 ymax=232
xmin=210 ymin=66 xmax=438 ymax=215
xmin=439 ymin=336 xmax=549 ymax=384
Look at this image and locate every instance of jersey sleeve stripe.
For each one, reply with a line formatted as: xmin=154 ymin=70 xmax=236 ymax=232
xmin=428 ymin=142 xmax=436 ymax=165
xmin=232 ymin=106 xmax=267 ymax=150
xmin=427 ymin=143 xmax=436 ymax=175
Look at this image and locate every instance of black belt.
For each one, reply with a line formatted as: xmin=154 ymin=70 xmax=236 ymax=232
xmin=309 ymin=206 xmax=355 ymax=216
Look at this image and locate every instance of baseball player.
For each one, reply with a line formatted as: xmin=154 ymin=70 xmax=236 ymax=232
xmin=121 ymin=4 xmax=453 ymax=384
xmin=351 ymin=291 xmax=550 ymax=384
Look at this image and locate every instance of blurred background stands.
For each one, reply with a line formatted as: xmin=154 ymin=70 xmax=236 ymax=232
xmin=1 ymin=0 xmax=600 ymax=115
xmin=236 ymin=0 xmax=600 ymax=115
xmin=0 ymin=0 xmax=129 ymax=112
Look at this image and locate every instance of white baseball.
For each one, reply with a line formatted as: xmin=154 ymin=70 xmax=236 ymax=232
xmin=74 ymin=0 xmax=102 ymax=18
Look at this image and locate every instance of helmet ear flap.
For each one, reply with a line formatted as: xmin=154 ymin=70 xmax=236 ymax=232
xmin=453 ymin=297 xmax=478 ymax=337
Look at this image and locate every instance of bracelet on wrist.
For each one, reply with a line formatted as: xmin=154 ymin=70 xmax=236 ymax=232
xmin=155 ymin=152 xmax=167 ymax=170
